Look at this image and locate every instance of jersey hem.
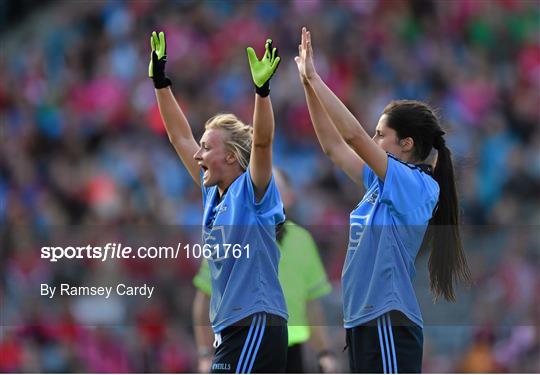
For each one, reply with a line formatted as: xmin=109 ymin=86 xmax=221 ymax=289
xmin=212 ymin=306 xmax=289 ymax=333
xmin=343 ymin=303 xmax=423 ymax=329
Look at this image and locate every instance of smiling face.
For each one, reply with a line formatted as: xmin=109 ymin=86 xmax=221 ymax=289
xmin=372 ymin=114 xmax=415 ymax=162
xmin=193 ymin=128 xmax=233 ymax=187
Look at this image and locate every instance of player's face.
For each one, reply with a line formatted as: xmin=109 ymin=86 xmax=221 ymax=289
xmin=194 ymin=129 xmax=230 ymax=187
xmin=372 ymin=114 xmax=403 ymax=158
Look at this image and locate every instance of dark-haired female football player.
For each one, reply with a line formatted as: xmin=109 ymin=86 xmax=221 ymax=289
xmin=295 ymin=27 xmax=471 ymax=373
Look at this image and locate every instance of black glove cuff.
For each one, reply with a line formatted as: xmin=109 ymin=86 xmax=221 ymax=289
xmin=153 ymin=76 xmax=172 ymax=89
xmin=255 ymin=81 xmax=270 ymax=97
xmin=151 ymin=51 xmax=171 ymax=89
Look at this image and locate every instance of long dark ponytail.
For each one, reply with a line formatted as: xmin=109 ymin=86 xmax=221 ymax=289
xmin=383 ymin=100 xmax=471 ymax=301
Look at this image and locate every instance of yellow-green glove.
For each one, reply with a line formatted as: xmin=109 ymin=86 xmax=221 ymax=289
xmin=246 ymin=38 xmax=281 ymax=97
xmin=149 ymin=31 xmax=171 ymax=89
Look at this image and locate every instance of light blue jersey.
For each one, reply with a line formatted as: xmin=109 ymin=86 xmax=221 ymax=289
xmin=201 ymin=168 xmax=287 ymax=333
xmin=342 ymin=154 xmax=439 ymax=328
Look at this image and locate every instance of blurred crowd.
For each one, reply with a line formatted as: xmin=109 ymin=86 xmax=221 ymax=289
xmin=1 ymin=0 xmax=539 ymax=372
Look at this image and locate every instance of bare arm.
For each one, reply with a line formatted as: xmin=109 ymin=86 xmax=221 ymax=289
xmin=246 ymin=39 xmax=281 ymax=201
xmin=307 ymin=299 xmax=338 ymax=373
xmin=302 ymin=81 xmax=365 ymax=187
xmin=308 ymin=76 xmax=387 ymax=180
xmin=155 ymin=88 xmax=200 ymax=186
xmin=307 ymin=299 xmax=330 ymax=352
xmin=299 ymin=27 xmax=388 ymax=180
xmin=149 ymin=31 xmax=200 ymax=186
xmin=249 ymin=94 xmax=274 ymax=201
xmin=192 ymin=291 xmax=214 ymax=372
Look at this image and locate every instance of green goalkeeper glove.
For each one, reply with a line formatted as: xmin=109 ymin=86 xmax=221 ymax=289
xmin=246 ymin=38 xmax=281 ymax=97
xmin=149 ymin=31 xmax=171 ymax=89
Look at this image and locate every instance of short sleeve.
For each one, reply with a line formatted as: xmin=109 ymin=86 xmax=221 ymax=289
xmin=379 ymin=156 xmax=439 ymax=220
xmin=192 ymin=259 xmax=212 ymax=295
xmin=297 ymin=228 xmax=332 ymax=300
xmin=245 ymin=168 xmax=285 ymax=224
xmin=363 ymin=164 xmax=377 ymax=190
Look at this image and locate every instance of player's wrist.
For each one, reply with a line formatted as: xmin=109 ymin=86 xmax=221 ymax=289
xmin=198 ymin=347 xmax=212 ymax=358
xmin=255 ymin=81 xmax=270 ymax=97
xmin=153 ymin=76 xmax=172 ymax=89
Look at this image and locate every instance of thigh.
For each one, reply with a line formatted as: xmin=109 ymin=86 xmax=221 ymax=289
xmin=347 ymin=325 xmax=384 ymax=373
xmin=212 ymin=313 xmax=288 ymax=374
xmin=347 ymin=312 xmax=423 ymax=374
xmin=387 ymin=311 xmax=423 ymax=373
xmin=249 ymin=314 xmax=288 ymax=373
xmin=211 ymin=318 xmax=251 ymax=373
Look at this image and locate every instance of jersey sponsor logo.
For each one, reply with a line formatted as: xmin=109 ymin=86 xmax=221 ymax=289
xmin=348 ymin=214 xmax=369 ymax=251
xmin=366 ymin=190 xmax=378 ymax=204
xmin=203 ymin=226 xmax=228 ymax=260
xmin=216 ymin=204 xmax=228 ymax=214
xmin=203 ymin=225 xmax=225 ymax=244
xmin=212 ymin=362 xmax=231 ymax=371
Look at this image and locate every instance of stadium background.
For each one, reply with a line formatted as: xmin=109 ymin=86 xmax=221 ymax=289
xmin=1 ymin=0 xmax=539 ymax=372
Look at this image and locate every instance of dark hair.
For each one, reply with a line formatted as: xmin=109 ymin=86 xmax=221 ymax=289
xmin=382 ymin=100 xmax=471 ymax=301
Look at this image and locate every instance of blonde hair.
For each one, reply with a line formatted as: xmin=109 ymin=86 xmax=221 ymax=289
xmin=205 ymin=113 xmax=253 ymax=170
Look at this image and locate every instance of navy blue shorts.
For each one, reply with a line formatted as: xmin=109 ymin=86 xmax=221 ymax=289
xmin=285 ymin=344 xmax=304 ymax=373
xmin=211 ymin=313 xmax=288 ymax=373
xmin=346 ymin=310 xmax=423 ymax=373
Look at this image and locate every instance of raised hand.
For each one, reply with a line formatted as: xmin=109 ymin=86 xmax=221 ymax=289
xmin=149 ymin=31 xmax=171 ymax=89
xmin=246 ymin=38 xmax=281 ymax=97
xmin=294 ymin=27 xmax=317 ymax=84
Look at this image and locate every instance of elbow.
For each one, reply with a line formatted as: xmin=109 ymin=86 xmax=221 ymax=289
xmin=342 ymin=130 xmax=366 ymax=147
xmin=342 ymin=133 xmax=358 ymax=145
xmin=321 ymin=142 xmax=342 ymax=158
xmin=337 ymin=121 xmax=365 ymax=146
xmin=168 ymin=135 xmax=185 ymax=154
xmin=168 ymin=135 xmax=180 ymax=148
xmin=322 ymin=146 xmax=334 ymax=157
xmin=167 ymin=132 xmax=183 ymax=147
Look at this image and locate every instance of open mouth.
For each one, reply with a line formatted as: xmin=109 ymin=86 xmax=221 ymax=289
xmin=200 ymin=164 xmax=209 ymax=178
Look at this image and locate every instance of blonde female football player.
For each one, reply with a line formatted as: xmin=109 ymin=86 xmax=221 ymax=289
xmin=149 ymin=31 xmax=287 ymax=372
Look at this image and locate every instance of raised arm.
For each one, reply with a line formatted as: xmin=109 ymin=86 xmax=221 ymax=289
xmin=246 ymin=39 xmax=281 ymax=200
xmin=149 ymin=31 xmax=200 ymax=186
xmin=298 ymin=28 xmax=388 ymax=181
xmin=296 ymin=51 xmax=365 ymax=187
